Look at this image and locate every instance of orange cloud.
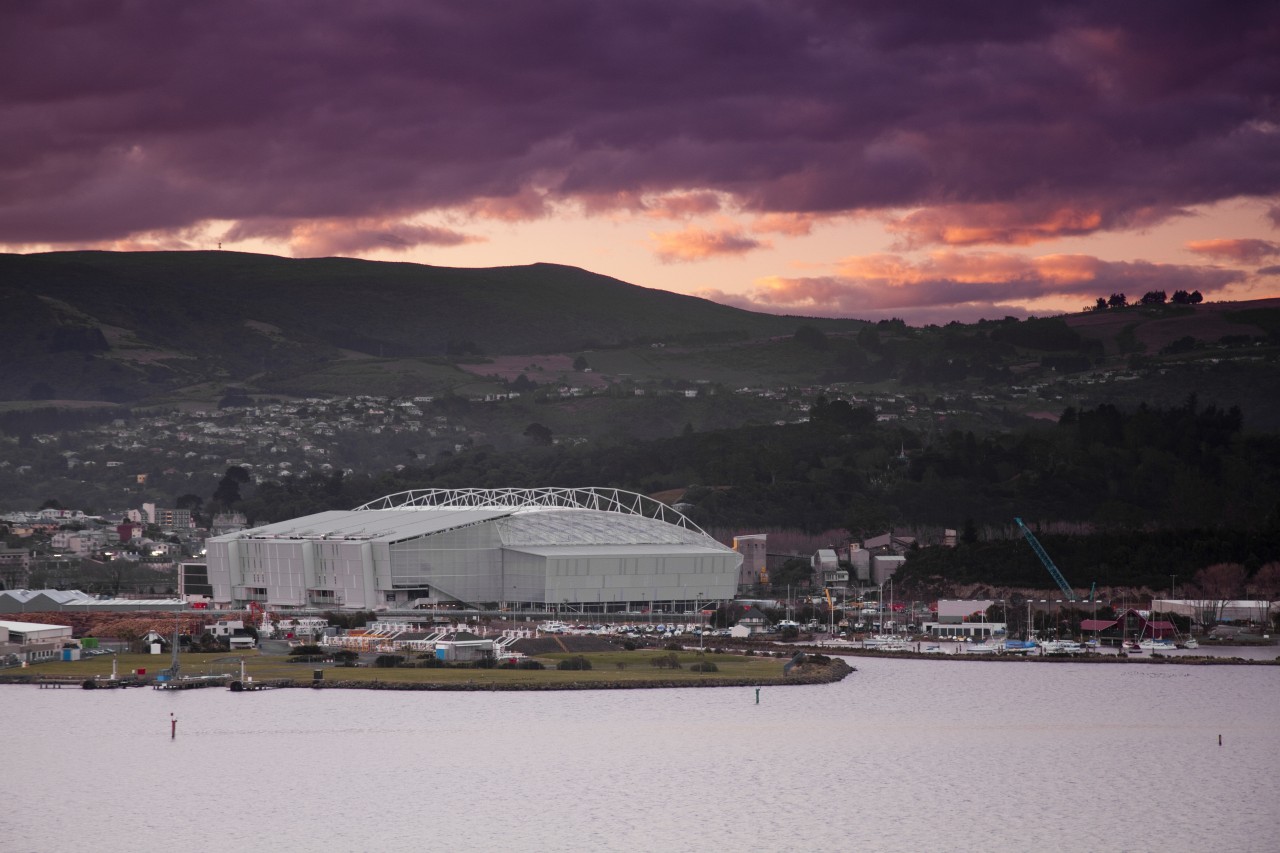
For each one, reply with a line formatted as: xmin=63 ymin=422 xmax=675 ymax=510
xmin=888 ymin=203 xmax=1108 ymax=247
xmin=1186 ymin=238 xmax=1280 ymax=264
xmin=834 ymin=251 xmax=1103 ymax=286
xmin=649 ymin=222 xmax=766 ymax=262
xmin=464 ymin=187 xmax=552 ymax=222
xmin=751 ymin=212 xmax=819 ymax=236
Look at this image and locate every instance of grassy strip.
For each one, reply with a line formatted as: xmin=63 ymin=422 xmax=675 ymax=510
xmin=3 ymin=649 xmax=850 ymax=689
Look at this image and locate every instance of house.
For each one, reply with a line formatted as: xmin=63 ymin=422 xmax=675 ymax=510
xmin=1080 ymin=609 xmax=1177 ymax=643
xmin=812 ymin=548 xmax=846 ymax=590
xmin=434 ymin=632 xmax=495 ymax=662
xmin=731 ymin=606 xmax=771 ymax=637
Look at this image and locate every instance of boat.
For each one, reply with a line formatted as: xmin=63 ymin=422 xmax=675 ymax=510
xmin=1180 ymin=636 xmax=1200 ymax=650
xmin=921 ymin=644 xmax=945 ymax=654
xmin=966 ymin=642 xmax=998 ymax=653
xmin=1000 ymin=639 xmax=1037 ymax=655
xmin=863 ymin=635 xmax=908 ymax=651
xmin=1139 ymin=638 xmax=1177 ymax=654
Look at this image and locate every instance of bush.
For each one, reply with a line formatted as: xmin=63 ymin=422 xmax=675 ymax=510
xmin=373 ymin=654 xmax=405 ymax=668
xmin=499 ymin=659 xmax=546 ymax=670
xmin=622 ymin=640 xmax=637 ymax=651
xmin=332 ymin=650 xmax=359 ymax=666
xmin=556 ymin=655 xmax=592 ymax=671
xmin=664 ymin=642 xmax=682 ymax=651
xmin=649 ymin=652 xmax=681 ymax=669
xmin=688 ymin=661 xmax=719 ymax=673
xmin=289 ymin=644 xmax=324 ymax=656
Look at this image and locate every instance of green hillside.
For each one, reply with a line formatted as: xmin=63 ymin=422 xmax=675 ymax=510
xmin=0 ymin=250 xmax=863 ymax=403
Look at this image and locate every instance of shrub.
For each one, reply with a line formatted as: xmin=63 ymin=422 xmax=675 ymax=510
xmin=688 ymin=661 xmax=718 ymax=673
xmin=649 ymin=652 xmax=681 ymax=669
xmin=331 ymin=650 xmax=359 ymax=666
xmin=373 ymin=654 xmax=405 ymax=668
xmin=289 ymin=644 xmax=324 ymax=656
xmin=622 ymin=640 xmax=637 ymax=651
xmin=556 ymin=655 xmax=592 ymax=671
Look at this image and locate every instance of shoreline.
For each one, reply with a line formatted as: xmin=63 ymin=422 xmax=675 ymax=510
xmin=0 ymin=657 xmax=854 ymax=692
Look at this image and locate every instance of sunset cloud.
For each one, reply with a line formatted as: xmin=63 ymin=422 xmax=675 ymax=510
xmin=717 ymin=252 xmax=1247 ymax=322
xmin=226 ymin=218 xmax=478 ymax=257
xmin=1186 ymin=238 xmax=1280 ymax=264
xmin=650 ymin=223 xmax=766 ymax=262
xmin=0 ymin=2 xmax=1276 ymax=319
xmin=1 ymin=2 xmax=1276 ymax=252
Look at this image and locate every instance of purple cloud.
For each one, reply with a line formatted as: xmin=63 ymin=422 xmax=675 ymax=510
xmin=701 ymin=252 xmax=1246 ymax=322
xmin=0 ymin=1 xmax=1277 ymax=252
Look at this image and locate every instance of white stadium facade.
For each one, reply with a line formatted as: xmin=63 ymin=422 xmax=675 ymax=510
xmin=206 ymin=488 xmax=742 ymax=612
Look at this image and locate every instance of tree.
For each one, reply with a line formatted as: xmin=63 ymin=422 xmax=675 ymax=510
xmin=1093 ymin=297 xmax=1108 ymax=311
xmin=1190 ymin=290 xmax=1203 ymax=304
xmin=1140 ymin=290 xmax=1167 ymax=305
xmin=175 ymin=493 xmax=204 ymax=515
xmin=770 ymin=557 xmax=814 ymax=592
xmin=1246 ymin=562 xmax=1280 ymax=630
xmin=793 ymin=325 xmax=829 ymax=351
xmin=1107 ymin=293 xmax=1128 ymax=308
xmin=523 ymin=422 xmax=553 ymax=446
xmin=212 ymin=465 xmax=251 ymax=507
xmin=572 ymin=355 xmax=590 ymax=371
xmin=1190 ymin=562 xmax=1247 ymax=625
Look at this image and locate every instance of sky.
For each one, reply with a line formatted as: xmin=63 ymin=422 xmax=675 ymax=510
xmin=3 ymin=0 xmax=1279 ymax=324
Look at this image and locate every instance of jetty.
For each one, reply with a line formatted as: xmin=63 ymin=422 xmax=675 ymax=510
xmin=153 ymin=674 xmax=232 ymax=690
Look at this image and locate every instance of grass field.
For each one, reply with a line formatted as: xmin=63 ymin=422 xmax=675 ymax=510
xmin=11 ymin=648 xmax=814 ymax=688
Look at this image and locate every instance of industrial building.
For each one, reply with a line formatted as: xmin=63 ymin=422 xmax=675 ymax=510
xmin=0 ymin=619 xmax=73 ymax=663
xmin=206 ymin=487 xmax=742 ymax=612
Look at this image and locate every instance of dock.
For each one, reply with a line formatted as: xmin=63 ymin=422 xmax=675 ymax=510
xmin=229 ymin=679 xmax=290 ymax=692
xmin=153 ymin=674 xmax=232 ymax=690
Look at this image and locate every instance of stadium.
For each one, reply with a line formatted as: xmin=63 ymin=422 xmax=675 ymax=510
xmin=206 ymin=487 xmax=742 ymax=612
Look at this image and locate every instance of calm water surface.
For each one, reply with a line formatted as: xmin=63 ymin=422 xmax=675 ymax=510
xmin=4 ymin=656 xmax=1278 ymax=853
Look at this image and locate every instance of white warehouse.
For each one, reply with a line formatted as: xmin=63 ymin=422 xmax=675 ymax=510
xmin=206 ymin=487 xmax=741 ymax=612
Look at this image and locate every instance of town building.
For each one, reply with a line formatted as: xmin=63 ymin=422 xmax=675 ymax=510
xmin=732 ymin=534 xmax=767 ymax=589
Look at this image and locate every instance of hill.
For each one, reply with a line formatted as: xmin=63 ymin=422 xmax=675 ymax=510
xmin=0 ymin=250 xmax=864 ymax=404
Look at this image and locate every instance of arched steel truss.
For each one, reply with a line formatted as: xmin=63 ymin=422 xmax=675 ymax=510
xmin=355 ymin=487 xmax=707 ymax=536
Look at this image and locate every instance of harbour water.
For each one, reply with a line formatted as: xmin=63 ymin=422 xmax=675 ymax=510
xmin=5 ymin=655 xmax=1279 ymax=853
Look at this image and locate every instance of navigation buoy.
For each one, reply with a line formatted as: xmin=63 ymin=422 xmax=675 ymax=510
xmin=170 ymin=713 xmax=177 ymax=739
xmin=755 ymin=687 xmax=760 ymax=705
xmin=1219 ymin=734 xmax=1222 ymax=746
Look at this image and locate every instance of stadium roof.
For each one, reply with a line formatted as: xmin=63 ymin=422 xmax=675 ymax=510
xmin=221 ymin=488 xmax=724 ymax=549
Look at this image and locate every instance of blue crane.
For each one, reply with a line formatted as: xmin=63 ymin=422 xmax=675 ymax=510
xmin=1014 ymin=517 xmax=1077 ymax=602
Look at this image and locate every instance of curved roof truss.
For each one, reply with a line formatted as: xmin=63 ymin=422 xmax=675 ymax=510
xmin=356 ymin=487 xmax=707 ymax=536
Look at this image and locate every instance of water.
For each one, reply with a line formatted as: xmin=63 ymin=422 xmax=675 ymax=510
xmin=5 ymin=657 xmax=1278 ymax=853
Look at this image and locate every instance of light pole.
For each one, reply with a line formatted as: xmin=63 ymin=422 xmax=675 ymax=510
xmin=697 ymin=594 xmax=704 ymax=651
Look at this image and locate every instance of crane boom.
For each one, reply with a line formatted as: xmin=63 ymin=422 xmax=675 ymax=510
xmin=1014 ymin=517 xmax=1077 ymax=601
